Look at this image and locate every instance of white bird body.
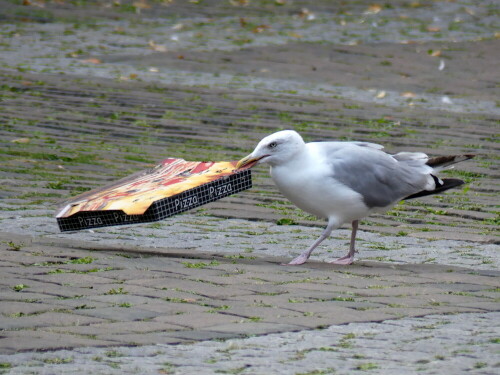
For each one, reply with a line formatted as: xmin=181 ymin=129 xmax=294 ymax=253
xmin=236 ymin=130 xmax=473 ymax=265
xmin=270 ymin=143 xmax=370 ymax=224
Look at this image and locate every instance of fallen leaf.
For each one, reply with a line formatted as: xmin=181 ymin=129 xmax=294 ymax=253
xmin=430 ymin=50 xmax=441 ymax=57
xmin=149 ymin=67 xmax=159 ymax=72
xmin=23 ymin=0 xmax=45 ymax=7
xmin=229 ymin=0 xmax=249 ymax=5
xmin=401 ymin=92 xmax=416 ymax=98
xmin=364 ymin=4 xmax=382 ymax=14
xmin=438 ymin=59 xmax=445 ymax=71
xmin=177 ymin=55 xmax=185 ymax=59
xmin=426 ymin=26 xmax=441 ymax=32
xmin=129 ymin=73 xmax=138 ymax=79
xmin=81 ymin=58 xmax=101 ymax=64
xmin=148 ymin=40 xmax=167 ymax=52
xmin=375 ymin=91 xmax=386 ymax=99
xmin=11 ymin=138 xmax=31 ymax=144
xmin=465 ymin=7 xmax=475 ymax=16
xmin=298 ymin=8 xmax=315 ymax=21
xmin=172 ymin=23 xmax=184 ymax=30
xmin=275 ymin=0 xmax=286 ymax=5
xmin=133 ymin=0 xmax=150 ymax=9
xmin=288 ymin=32 xmax=303 ymax=38
xmin=252 ymin=25 xmax=270 ymax=33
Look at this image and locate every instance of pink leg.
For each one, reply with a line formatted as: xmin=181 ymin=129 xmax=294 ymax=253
xmin=286 ymin=219 xmax=338 ymax=265
xmin=329 ymin=220 xmax=358 ymax=265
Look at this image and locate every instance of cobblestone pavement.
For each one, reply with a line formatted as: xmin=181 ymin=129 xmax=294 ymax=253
xmin=0 ymin=0 xmax=498 ymax=374
xmin=1 ymin=312 xmax=499 ymax=374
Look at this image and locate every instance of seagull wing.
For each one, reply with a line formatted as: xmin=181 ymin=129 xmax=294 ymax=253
xmin=313 ymin=142 xmax=434 ymax=208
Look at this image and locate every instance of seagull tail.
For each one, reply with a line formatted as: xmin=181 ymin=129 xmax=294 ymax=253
xmin=404 ymin=177 xmax=465 ymax=200
xmin=426 ymin=154 xmax=475 ymax=171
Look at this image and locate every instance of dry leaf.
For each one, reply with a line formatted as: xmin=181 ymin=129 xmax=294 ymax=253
xmin=81 ymin=58 xmax=102 ymax=64
xmin=426 ymin=26 xmax=441 ymax=32
xmin=401 ymin=92 xmax=416 ymax=98
xmin=252 ymin=25 xmax=270 ymax=33
xmin=364 ymin=4 xmax=382 ymax=14
xmin=129 ymin=73 xmax=138 ymax=79
xmin=177 ymin=55 xmax=185 ymax=59
xmin=149 ymin=67 xmax=159 ymax=72
xmin=11 ymin=138 xmax=31 ymax=144
xmin=430 ymin=50 xmax=441 ymax=57
xmin=229 ymin=0 xmax=249 ymax=5
xmin=298 ymin=8 xmax=315 ymax=20
xmin=438 ymin=59 xmax=445 ymax=71
xmin=375 ymin=91 xmax=386 ymax=99
xmin=172 ymin=23 xmax=184 ymax=30
xmin=287 ymin=31 xmax=303 ymax=38
xmin=133 ymin=0 xmax=150 ymax=9
xmin=465 ymin=7 xmax=475 ymax=16
xmin=275 ymin=0 xmax=286 ymax=5
xmin=148 ymin=40 xmax=167 ymax=52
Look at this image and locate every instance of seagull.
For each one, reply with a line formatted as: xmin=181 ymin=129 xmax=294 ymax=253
xmin=236 ymin=130 xmax=474 ymax=265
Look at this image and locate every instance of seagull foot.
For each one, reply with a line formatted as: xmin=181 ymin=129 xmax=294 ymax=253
xmin=284 ymin=254 xmax=309 ymax=266
xmin=329 ymin=254 xmax=354 ymax=265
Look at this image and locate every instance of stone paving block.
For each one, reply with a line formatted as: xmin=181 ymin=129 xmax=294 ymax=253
xmin=418 ymin=272 xmax=500 ymax=288
xmin=0 ymin=301 xmax=55 ymax=316
xmin=201 ymin=322 xmax=307 ymax=335
xmin=154 ymin=312 xmax=241 ymax=329
xmin=73 ymin=307 xmax=159 ymax=322
xmin=30 ymin=273 xmax=116 ymax=286
xmin=47 ymin=320 xmax=185 ymax=336
xmin=167 ymin=330 xmax=245 ymax=342
xmin=50 ymin=299 xmax=112 ymax=310
xmin=0 ymin=312 xmax=107 ymax=330
xmin=135 ymin=301 xmax=209 ymax=315
xmin=129 ymin=277 xmax=256 ymax=299
xmin=453 ymin=302 xmax=500 ymax=311
xmin=283 ymin=301 xmax=383 ymax=315
xmin=87 ymin=294 xmax=158 ymax=306
xmin=0 ymin=330 xmax=117 ymax=355
xmin=95 ymin=332 xmax=188 ymax=346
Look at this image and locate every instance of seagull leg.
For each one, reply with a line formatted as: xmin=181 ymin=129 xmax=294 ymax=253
xmin=330 ymin=220 xmax=358 ymax=265
xmin=287 ymin=219 xmax=337 ymax=265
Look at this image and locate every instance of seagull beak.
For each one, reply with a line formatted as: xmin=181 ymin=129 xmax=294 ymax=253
xmin=236 ymin=154 xmax=264 ymax=170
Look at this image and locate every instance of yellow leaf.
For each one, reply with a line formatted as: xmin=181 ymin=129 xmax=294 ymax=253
xmin=426 ymin=26 xmax=441 ymax=32
xmin=11 ymin=138 xmax=31 ymax=144
xmin=288 ymin=32 xmax=303 ymax=38
xmin=148 ymin=40 xmax=167 ymax=52
xmin=401 ymin=92 xmax=416 ymax=98
xmin=81 ymin=58 xmax=101 ymax=64
xmin=365 ymin=4 xmax=382 ymax=14
xmin=133 ymin=0 xmax=150 ymax=9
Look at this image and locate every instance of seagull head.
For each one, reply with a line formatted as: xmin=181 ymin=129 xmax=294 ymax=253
xmin=236 ymin=130 xmax=305 ymax=169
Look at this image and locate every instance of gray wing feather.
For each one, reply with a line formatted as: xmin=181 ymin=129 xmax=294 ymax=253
xmin=318 ymin=143 xmax=433 ymax=208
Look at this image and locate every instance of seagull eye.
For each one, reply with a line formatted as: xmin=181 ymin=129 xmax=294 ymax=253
xmin=268 ymin=142 xmax=278 ymax=149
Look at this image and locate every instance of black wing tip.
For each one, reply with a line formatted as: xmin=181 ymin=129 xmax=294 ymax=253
xmin=404 ymin=178 xmax=465 ymax=200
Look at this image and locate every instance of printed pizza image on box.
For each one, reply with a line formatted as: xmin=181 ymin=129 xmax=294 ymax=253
xmin=56 ymin=158 xmax=252 ymax=232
